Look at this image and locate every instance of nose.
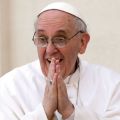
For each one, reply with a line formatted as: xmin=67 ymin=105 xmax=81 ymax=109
xmin=46 ymin=42 xmax=58 ymax=55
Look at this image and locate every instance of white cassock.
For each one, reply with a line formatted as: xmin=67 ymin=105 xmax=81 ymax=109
xmin=0 ymin=57 xmax=120 ymax=120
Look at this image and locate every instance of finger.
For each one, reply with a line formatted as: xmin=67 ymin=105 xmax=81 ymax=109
xmin=44 ymin=81 xmax=49 ymax=93
xmin=46 ymin=69 xmax=58 ymax=86
xmin=56 ymin=64 xmax=60 ymax=74
xmin=55 ymin=59 xmax=60 ymax=65
xmin=43 ymin=74 xmax=58 ymax=119
xmin=52 ymin=73 xmax=58 ymax=84
xmin=51 ymin=73 xmax=58 ymax=90
xmin=46 ymin=72 xmax=58 ymax=89
xmin=57 ymin=74 xmax=69 ymax=103
xmin=48 ymin=58 xmax=56 ymax=80
xmin=57 ymin=75 xmax=74 ymax=118
xmin=57 ymin=75 xmax=67 ymax=95
xmin=46 ymin=77 xmax=52 ymax=86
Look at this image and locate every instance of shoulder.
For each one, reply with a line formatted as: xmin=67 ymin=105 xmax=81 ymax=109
xmin=80 ymin=59 xmax=120 ymax=86
xmin=0 ymin=60 xmax=44 ymax=86
xmin=0 ymin=60 xmax=45 ymax=105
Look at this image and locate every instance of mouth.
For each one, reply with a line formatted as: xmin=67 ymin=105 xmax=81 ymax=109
xmin=47 ymin=58 xmax=63 ymax=64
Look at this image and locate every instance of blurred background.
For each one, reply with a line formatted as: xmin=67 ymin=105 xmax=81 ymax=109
xmin=0 ymin=0 xmax=120 ymax=77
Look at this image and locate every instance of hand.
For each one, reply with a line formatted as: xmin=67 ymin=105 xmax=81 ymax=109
xmin=56 ymin=65 xmax=74 ymax=119
xmin=43 ymin=58 xmax=58 ymax=120
xmin=43 ymin=58 xmax=74 ymax=119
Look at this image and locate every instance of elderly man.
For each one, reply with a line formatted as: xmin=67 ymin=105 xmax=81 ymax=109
xmin=0 ymin=2 xmax=120 ymax=120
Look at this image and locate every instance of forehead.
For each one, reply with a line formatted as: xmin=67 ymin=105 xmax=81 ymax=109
xmin=36 ymin=10 xmax=76 ymax=33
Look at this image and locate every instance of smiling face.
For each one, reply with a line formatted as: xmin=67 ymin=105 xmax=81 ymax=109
xmin=35 ymin=10 xmax=89 ymax=79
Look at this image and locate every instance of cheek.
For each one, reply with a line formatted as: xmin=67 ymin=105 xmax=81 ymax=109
xmin=64 ymin=45 xmax=79 ymax=62
xmin=62 ymin=46 xmax=79 ymax=71
xmin=65 ymin=51 xmax=78 ymax=67
xmin=37 ymin=48 xmax=44 ymax=62
xmin=37 ymin=48 xmax=48 ymax=76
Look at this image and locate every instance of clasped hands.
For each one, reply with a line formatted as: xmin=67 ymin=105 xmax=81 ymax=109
xmin=43 ymin=58 xmax=74 ymax=120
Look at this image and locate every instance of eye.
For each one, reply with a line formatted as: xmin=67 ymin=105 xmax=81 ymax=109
xmin=37 ymin=36 xmax=47 ymax=43
xmin=54 ymin=37 xmax=66 ymax=43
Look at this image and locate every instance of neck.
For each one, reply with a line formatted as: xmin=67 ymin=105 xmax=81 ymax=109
xmin=71 ymin=57 xmax=79 ymax=74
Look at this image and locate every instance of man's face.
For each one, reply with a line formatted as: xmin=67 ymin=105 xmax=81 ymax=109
xmin=35 ymin=10 xmax=89 ymax=79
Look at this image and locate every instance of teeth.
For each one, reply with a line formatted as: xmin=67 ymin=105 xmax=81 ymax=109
xmin=48 ymin=59 xmax=52 ymax=62
xmin=47 ymin=59 xmax=51 ymax=63
xmin=47 ymin=58 xmax=62 ymax=63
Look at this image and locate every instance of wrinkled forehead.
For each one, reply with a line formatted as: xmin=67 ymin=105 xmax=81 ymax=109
xmin=35 ymin=10 xmax=77 ymax=33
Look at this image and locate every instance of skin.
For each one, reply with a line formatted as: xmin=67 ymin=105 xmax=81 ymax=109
xmin=35 ymin=10 xmax=90 ymax=119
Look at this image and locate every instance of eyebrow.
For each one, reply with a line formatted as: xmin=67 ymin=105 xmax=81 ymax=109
xmin=35 ymin=29 xmax=69 ymax=36
xmin=35 ymin=30 xmax=44 ymax=33
xmin=55 ymin=30 xmax=68 ymax=35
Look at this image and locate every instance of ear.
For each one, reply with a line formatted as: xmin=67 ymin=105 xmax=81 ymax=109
xmin=79 ymin=33 xmax=90 ymax=54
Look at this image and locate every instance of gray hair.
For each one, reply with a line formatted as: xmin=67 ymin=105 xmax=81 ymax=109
xmin=73 ymin=16 xmax=87 ymax=33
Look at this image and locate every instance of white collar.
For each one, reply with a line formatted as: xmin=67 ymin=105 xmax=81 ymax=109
xmin=64 ymin=59 xmax=81 ymax=89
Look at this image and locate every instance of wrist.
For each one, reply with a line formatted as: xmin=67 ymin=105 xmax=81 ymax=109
xmin=43 ymin=103 xmax=54 ymax=120
xmin=62 ymin=104 xmax=74 ymax=119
